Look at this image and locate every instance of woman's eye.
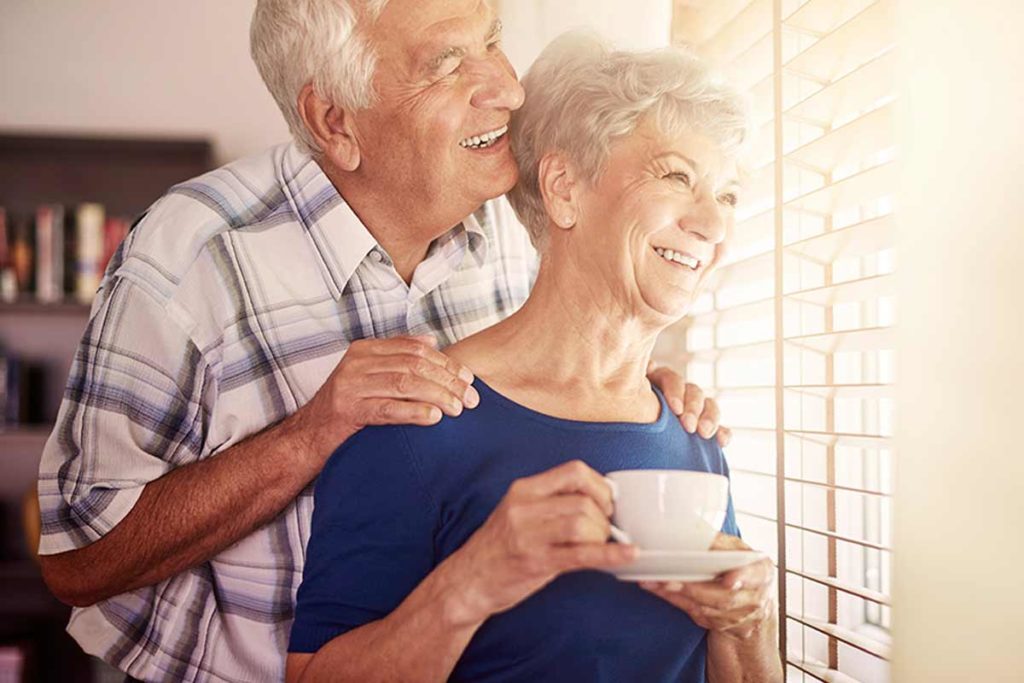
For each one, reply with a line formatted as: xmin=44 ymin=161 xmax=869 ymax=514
xmin=666 ymin=171 xmax=691 ymax=186
xmin=718 ymin=193 xmax=739 ymax=207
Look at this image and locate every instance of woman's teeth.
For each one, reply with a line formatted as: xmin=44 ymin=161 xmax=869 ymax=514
xmin=460 ymin=125 xmax=509 ymax=150
xmin=655 ymin=247 xmax=700 ymax=270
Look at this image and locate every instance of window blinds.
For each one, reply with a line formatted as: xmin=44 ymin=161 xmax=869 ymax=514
xmin=664 ymin=1 xmax=896 ymax=680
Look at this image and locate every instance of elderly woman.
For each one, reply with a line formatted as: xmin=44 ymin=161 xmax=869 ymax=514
xmin=287 ymin=34 xmax=782 ymax=682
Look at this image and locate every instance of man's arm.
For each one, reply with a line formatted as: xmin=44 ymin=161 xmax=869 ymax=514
xmin=40 ymin=335 xmax=478 ymax=606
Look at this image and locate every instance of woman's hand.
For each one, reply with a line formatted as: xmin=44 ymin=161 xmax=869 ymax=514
xmin=441 ymin=460 xmax=636 ymax=625
xmin=639 ymin=533 xmax=776 ymax=640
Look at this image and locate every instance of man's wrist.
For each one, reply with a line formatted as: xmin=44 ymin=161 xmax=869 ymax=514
xmin=425 ymin=555 xmax=490 ymax=631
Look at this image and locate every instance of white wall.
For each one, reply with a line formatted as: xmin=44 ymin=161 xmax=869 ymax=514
xmin=500 ymin=0 xmax=673 ymax=74
xmin=0 ymin=0 xmax=288 ymax=165
xmin=894 ymin=0 xmax=1024 ymax=680
xmin=0 ymin=0 xmax=673 ymax=165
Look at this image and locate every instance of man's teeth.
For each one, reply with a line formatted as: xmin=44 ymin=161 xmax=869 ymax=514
xmin=655 ymin=247 xmax=700 ymax=270
xmin=459 ymin=125 xmax=509 ymax=149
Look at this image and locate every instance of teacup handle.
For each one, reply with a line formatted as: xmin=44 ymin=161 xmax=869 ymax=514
xmin=604 ymin=477 xmax=633 ymax=545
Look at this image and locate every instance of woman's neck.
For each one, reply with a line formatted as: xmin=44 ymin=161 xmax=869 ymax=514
xmin=448 ymin=255 xmax=665 ymax=421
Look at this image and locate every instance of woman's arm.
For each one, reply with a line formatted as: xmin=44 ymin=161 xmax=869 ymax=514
xmin=288 ymin=459 xmax=635 ymax=683
xmin=706 ymin=614 xmax=783 ymax=683
xmin=287 ymin=559 xmax=482 ymax=683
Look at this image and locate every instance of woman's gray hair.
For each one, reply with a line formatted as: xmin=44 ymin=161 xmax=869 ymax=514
xmin=507 ymin=32 xmax=751 ymax=250
xmin=250 ymin=0 xmax=391 ymax=155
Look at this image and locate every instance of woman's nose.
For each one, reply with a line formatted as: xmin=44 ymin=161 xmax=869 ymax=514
xmin=470 ymin=54 xmax=525 ymax=112
xmin=685 ymin=193 xmax=728 ymax=245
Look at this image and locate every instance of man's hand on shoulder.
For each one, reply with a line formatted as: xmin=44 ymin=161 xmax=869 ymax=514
xmin=646 ymin=362 xmax=731 ymax=448
xmin=290 ymin=335 xmax=480 ymax=464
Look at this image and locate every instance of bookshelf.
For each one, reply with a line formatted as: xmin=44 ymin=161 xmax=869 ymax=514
xmin=0 ymin=132 xmax=212 ymax=682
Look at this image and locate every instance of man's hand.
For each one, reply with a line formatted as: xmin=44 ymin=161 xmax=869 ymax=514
xmin=292 ymin=335 xmax=480 ymax=462
xmin=639 ymin=533 xmax=776 ymax=640
xmin=647 ymin=362 xmax=731 ymax=447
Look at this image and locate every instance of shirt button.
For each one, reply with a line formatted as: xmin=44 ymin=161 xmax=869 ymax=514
xmin=370 ymin=250 xmax=384 ymax=263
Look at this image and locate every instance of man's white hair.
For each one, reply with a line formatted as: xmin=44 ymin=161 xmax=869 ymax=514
xmin=250 ymin=0 xmax=391 ymax=155
xmin=507 ymin=32 xmax=752 ymax=251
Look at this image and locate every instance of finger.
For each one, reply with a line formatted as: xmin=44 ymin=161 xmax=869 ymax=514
xmin=682 ymin=382 xmax=705 ymax=434
xmin=647 ymin=366 xmax=687 ymax=418
xmin=697 ymin=397 xmax=721 ymax=439
xmin=517 ymin=460 xmax=614 ymax=517
xmin=355 ymin=355 xmax=480 ymax=410
xmin=717 ymin=558 xmax=774 ymax=592
xmin=363 ymin=372 xmax=467 ymax=417
xmin=360 ymin=336 xmax=475 ymax=384
xmin=715 ymin=425 xmax=732 ymax=448
xmin=534 ymin=495 xmax=612 ymax=545
xmin=550 ymin=542 xmax=636 ymax=572
xmin=356 ymin=399 xmax=443 ymax=427
xmin=709 ymin=532 xmax=750 ymax=551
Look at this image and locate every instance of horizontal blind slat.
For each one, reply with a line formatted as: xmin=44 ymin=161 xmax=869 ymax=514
xmin=786 ymin=273 xmax=894 ymax=306
xmin=784 ymin=0 xmax=897 ymax=83
xmin=785 ymin=214 xmax=895 ymax=263
xmin=787 ymin=613 xmax=892 ymax=660
xmin=787 ymin=567 xmax=892 ymax=606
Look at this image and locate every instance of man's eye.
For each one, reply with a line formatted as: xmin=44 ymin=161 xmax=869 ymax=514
xmin=666 ymin=171 xmax=691 ymax=186
xmin=718 ymin=193 xmax=739 ymax=207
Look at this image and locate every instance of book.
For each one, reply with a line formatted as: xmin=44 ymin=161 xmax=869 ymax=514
xmin=74 ymin=203 xmax=105 ymax=303
xmin=10 ymin=214 xmax=33 ymax=298
xmin=34 ymin=204 xmax=65 ymax=303
xmin=0 ymin=207 xmax=15 ymax=302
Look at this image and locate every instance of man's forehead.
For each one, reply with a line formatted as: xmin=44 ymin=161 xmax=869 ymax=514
xmin=378 ymin=0 xmax=493 ymax=40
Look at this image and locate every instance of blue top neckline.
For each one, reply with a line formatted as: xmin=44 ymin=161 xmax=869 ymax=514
xmin=471 ymin=376 xmax=671 ymax=433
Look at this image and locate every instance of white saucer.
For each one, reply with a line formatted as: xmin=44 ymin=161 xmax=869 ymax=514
xmin=607 ymin=550 xmax=767 ymax=582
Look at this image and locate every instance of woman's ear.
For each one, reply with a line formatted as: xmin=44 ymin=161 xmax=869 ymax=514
xmin=297 ymin=83 xmax=361 ymax=171
xmin=538 ymin=152 xmax=579 ymax=230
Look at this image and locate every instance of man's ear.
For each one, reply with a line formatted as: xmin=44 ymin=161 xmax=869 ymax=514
xmin=538 ymin=152 xmax=579 ymax=230
xmin=297 ymin=83 xmax=361 ymax=171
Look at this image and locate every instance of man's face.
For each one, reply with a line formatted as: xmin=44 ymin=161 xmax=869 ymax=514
xmin=352 ymin=0 xmax=524 ymax=234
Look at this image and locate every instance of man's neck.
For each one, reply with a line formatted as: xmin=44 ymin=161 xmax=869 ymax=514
xmin=316 ymin=156 xmax=465 ymax=285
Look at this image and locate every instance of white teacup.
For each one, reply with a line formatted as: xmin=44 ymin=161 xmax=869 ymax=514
xmin=606 ymin=469 xmax=729 ymax=551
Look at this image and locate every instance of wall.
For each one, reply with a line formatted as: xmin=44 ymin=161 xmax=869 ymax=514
xmin=894 ymin=0 xmax=1024 ymax=679
xmin=0 ymin=0 xmax=288 ymax=165
xmin=500 ymin=0 xmax=673 ymax=74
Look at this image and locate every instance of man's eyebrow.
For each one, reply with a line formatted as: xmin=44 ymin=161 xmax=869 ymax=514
xmin=427 ymin=46 xmax=467 ymax=73
xmin=423 ymin=18 xmax=503 ymax=74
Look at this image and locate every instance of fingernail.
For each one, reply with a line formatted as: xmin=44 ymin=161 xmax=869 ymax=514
xmin=428 ymin=407 xmax=442 ymax=422
xmin=699 ymin=418 xmax=714 ymax=437
xmin=731 ymin=580 xmax=743 ymax=591
xmin=639 ymin=581 xmax=657 ymax=590
xmin=665 ymin=581 xmax=684 ymax=592
xmin=683 ymin=413 xmax=698 ymax=433
xmin=450 ymin=399 xmax=464 ymax=416
xmin=458 ymin=367 xmax=474 ymax=384
xmin=669 ymin=398 xmax=684 ymax=415
xmin=464 ymin=386 xmax=480 ymax=408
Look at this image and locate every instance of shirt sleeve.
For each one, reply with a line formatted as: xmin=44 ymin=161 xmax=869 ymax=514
xmin=36 ymin=274 xmax=214 ymax=555
xmin=288 ymin=426 xmax=439 ymax=654
xmin=717 ymin=445 xmax=742 ymax=538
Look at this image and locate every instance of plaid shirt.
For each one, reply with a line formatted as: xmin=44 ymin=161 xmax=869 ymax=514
xmin=36 ymin=142 xmax=537 ymax=682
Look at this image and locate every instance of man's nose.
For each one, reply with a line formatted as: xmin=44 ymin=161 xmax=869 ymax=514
xmin=470 ymin=54 xmax=525 ymax=111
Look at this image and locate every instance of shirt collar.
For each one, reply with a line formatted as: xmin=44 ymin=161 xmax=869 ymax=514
xmin=282 ymin=144 xmax=492 ymax=298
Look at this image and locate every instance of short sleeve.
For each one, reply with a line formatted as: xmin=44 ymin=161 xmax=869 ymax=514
xmin=717 ymin=445 xmax=741 ymax=538
xmin=36 ymin=276 xmax=213 ymax=555
xmin=288 ymin=426 xmax=438 ymax=653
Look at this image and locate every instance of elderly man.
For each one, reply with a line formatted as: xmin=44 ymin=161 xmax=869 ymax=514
xmin=37 ymin=1 xmax=727 ymax=681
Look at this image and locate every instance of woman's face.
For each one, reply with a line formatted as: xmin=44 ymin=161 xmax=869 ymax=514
xmin=572 ymin=120 xmax=740 ymax=322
